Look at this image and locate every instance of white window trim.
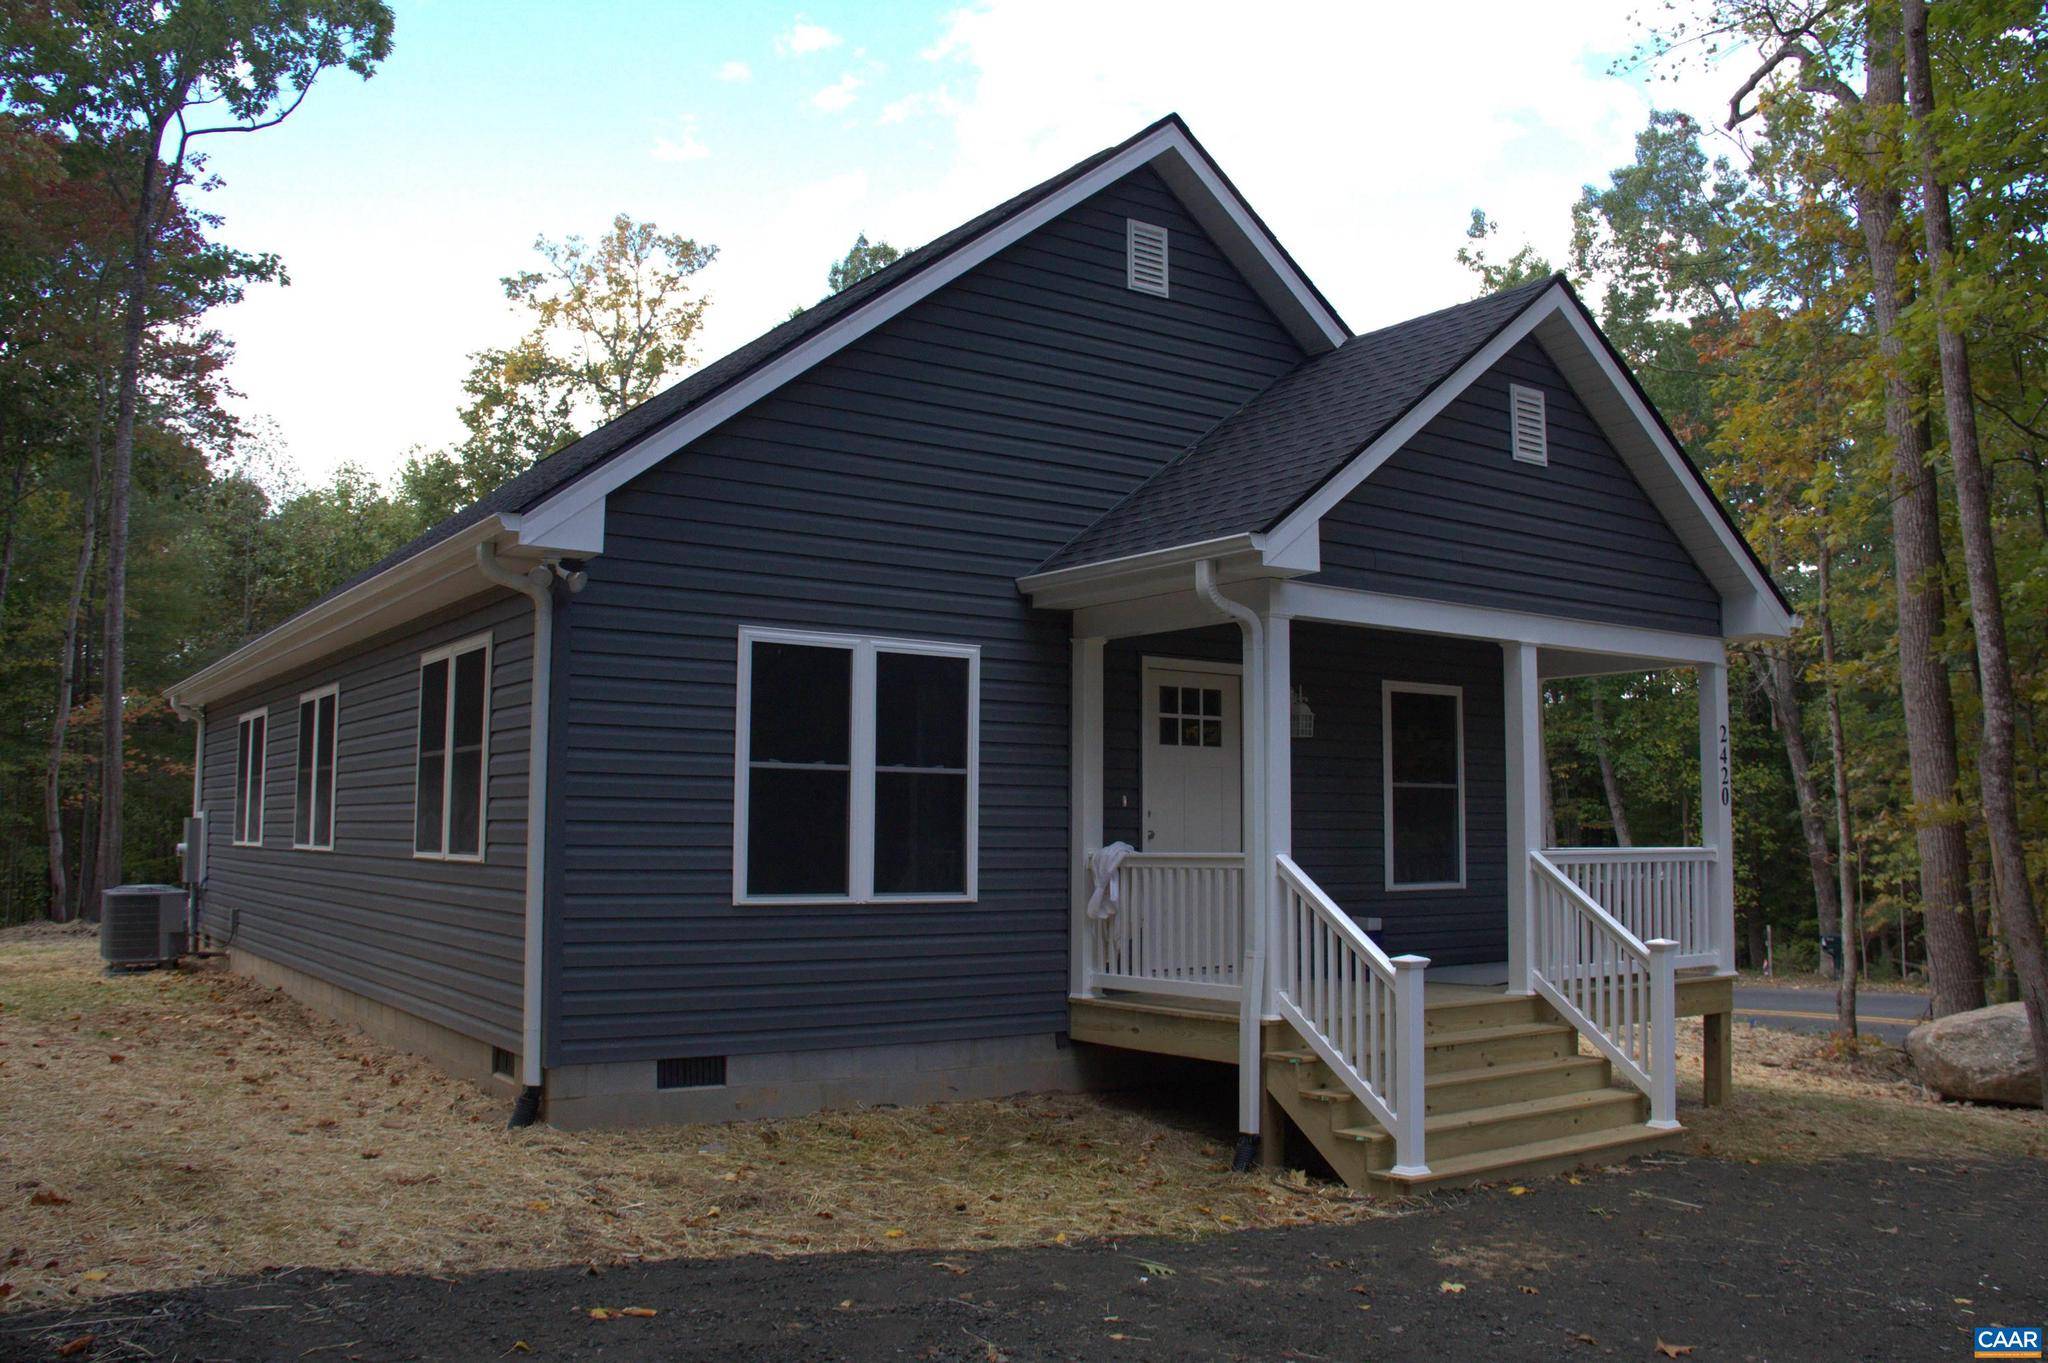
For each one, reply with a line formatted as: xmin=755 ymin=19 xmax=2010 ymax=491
xmin=1509 ymin=382 xmax=1548 ymax=465
xmin=413 ymin=632 xmax=494 ymax=864
xmin=1382 ymin=680 xmax=1467 ymax=892
xmin=292 ymin=683 xmax=341 ymax=851
xmin=233 ymin=707 xmax=268 ymax=847
xmin=734 ymin=625 xmax=980 ymax=906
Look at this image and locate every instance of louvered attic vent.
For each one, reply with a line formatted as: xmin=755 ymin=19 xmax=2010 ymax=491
xmin=1126 ymin=219 xmax=1169 ymax=297
xmin=1509 ymin=383 xmax=1548 ymax=465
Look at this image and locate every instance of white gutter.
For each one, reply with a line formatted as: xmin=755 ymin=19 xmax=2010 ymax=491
xmin=1194 ymin=559 xmax=1267 ymax=1159
xmin=474 ymin=542 xmax=581 ymax=1104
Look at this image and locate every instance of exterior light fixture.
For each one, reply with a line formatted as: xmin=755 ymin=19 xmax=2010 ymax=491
xmin=1291 ymin=685 xmax=1316 ymax=739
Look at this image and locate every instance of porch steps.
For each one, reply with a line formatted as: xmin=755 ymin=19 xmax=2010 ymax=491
xmin=1262 ymin=995 xmax=1680 ymax=1195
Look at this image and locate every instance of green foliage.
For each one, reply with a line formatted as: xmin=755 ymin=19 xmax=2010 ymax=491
xmin=1454 ymin=210 xmax=1553 ymax=294
xmin=827 ymin=232 xmax=901 ymax=294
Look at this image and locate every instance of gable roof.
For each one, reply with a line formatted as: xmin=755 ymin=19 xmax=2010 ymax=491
xmin=169 ymin=114 xmax=1350 ymax=709
xmin=1036 ymin=273 xmax=1559 ymax=573
xmin=1025 ymin=273 xmax=1793 ymax=638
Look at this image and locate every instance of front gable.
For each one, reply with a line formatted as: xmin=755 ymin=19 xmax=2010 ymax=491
xmin=1311 ymin=335 xmax=1724 ymax=635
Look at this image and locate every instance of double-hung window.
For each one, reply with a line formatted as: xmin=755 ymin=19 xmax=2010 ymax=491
xmin=1383 ymin=682 xmax=1465 ymax=890
xmin=233 ymin=709 xmax=267 ymax=846
xmin=415 ymin=634 xmax=491 ymax=861
xmin=293 ymin=685 xmax=339 ymax=850
xmin=735 ymin=627 xmax=979 ymax=904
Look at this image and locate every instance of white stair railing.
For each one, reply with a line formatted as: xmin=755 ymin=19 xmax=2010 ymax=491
xmin=1542 ymin=847 xmax=1717 ymax=971
xmin=1086 ymin=852 xmax=1244 ymax=1002
xmin=1272 ymin=853 xmax=1429 ymax=1176
xmin=1529 ymin=850 xmax=1678 ymax=1128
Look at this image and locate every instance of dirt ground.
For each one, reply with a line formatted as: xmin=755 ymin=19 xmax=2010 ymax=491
xmin=3 ymin=1156 xmax=2040 ymax=1361
xmin=4 ymin=927 xmax=2045 ymax=1350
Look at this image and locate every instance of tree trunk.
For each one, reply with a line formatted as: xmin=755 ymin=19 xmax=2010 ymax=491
xmin=0 ymin=433 xmax=28 ymax=632
xmin=1819 ymin=544 xmax=1858 ymax=1035
xmin=1588 ymin=691 xmax=1632 ymax=846
xmin=47 ymin=434 xmax=104 ymax=921
xmin=1854 ymin=13 xmax=1984 ymax=1016
xmin=1757 ymin=647 xmax=1843 ymax=981
xmin=1903 ymin=0 xmax=2048 ymax=1104
xmin=97 ymin=139 xmax=163 ymax=899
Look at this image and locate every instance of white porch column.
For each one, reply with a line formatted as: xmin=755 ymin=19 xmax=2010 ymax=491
xmin=1503 ymin=641 xmax=1544 ymax=995
xmin=1260 ymin=613 xmax=1291 ymax=1018
xmin=1697 ymin=654 xmax=1735 ymax=973
xmin=1068 ymin=637 xmax=1106 ymax=998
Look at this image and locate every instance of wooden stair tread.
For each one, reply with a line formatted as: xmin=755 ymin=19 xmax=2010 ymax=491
xmin=1263 ymin=1049 xmax=1319 ymax=1064
xmin=1366 ymin=1122 xmax=1681 ymax=1187
xmin=1332 ymin=1086 xmax=1643 ymax=1144
xmin=1425 ymin=1055 xmax=1606 ymax=1090
xmin=1424 ymin=1020 xmax=1574 ymax=1047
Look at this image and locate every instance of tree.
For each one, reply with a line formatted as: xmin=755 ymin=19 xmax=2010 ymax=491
xmin=1455 ymin=210 xmax=1553 ymax=293
xmin=0 ymin=0 xmax=393 ymax=894
xmin=1718 ymin=0 xmax=1986 ymax=1015
xmin=502 ymin=214 xmax=716 ymax=423
xmin=1902 ymin=0 xmax=2048 ymax=1101
xmin=828 ymin=232 xmax=900 ymax=293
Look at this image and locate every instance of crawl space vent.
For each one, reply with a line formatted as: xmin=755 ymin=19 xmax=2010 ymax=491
xmin=657 ymin=1055 xmax=727 ymax=1089
xmin=1509 ymin=383 xmax=1548 ymax=465
xmin=1126 ymin=219 xmax=1169 ymax=297
xmin=491 ymin=1047 xmax=516 ymax=1079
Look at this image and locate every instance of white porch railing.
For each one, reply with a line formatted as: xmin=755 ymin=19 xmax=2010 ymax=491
xmin=1272 ymin=853 xmax=1429 ymax=1176
xmin=1085 ymin=851 xmax=1244 ymax=1002
xmin=1529 ymin=850 xmax=1678 ymax=1128
xmin=1543 ymin=847 xmax=1719 ymax=972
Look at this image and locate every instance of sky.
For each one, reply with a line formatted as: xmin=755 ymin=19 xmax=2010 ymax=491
xmin=193 ymin=0 xmax=1751 ymax=486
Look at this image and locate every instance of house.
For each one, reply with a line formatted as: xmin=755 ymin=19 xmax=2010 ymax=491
xmin=165 ymin=115 xmax=1789 ymax=1191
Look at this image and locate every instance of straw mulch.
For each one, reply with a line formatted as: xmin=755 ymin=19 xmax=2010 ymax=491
xmin=0 ymin=932 xmax=1386 ymax=1314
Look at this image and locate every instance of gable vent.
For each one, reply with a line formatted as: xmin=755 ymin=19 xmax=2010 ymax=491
xmin=1509 ymin=383 xmax=1548 ymax=465
xmin=1126 ymin=219 xmax=1169 ymax=297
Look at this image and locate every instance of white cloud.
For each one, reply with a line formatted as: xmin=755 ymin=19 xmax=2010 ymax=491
xmin=775 ymin=18 xmax=842 ymax=57
xmin=877 ymin=88 xmax=957 ymax=125
xmin=716 ymin=59 xmax=752 ymax=82
xmin=811 ymin=73 xmax=863 ymax=113
xmin=652 ymin=116 xmax=710 ymax=162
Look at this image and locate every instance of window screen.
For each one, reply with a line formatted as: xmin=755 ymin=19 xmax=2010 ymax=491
xmin=738 ymin=631 xmax=978 ymax=902
xmin=234 ymin=711 xmax=266 ymax=846
xmin=294 ymin=688 xmax=338 ymax=850
xmin=415 ymin=638 xmax=490 ymax=858
xmin=1386 ymin=686 xmax=1463 ymax=888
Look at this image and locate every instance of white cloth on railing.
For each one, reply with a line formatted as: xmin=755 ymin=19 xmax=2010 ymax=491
xmin=1085 ymin=842 xmax=1135 ymax=920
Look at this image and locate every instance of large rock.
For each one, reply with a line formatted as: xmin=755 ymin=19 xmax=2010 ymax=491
xmin=1906 ymin=1002 xmax=2042 ymax=1106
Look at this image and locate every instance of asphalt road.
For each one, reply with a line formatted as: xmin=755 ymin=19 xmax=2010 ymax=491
xmin=1732 ymin=982 xmax=1931 ymax=1039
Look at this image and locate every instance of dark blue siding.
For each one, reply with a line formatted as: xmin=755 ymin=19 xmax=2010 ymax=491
xmin=1312 ymin=337 xmax=1723 ymax=636
xmin=549 ymin=167 xmax=1307 ymax=1066
xmin=199 ymin=592 xmax=532 ymax=1050
xmin=1101 ymin=623 xmax=1508 ymax=967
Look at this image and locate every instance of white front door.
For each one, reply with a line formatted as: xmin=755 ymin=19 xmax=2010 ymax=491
xmin=1142 ymin=661 xmax=1242 ymax=852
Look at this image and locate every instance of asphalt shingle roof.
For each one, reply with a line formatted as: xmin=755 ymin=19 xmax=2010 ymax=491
xmin=1035 ymin=273 xmax=1563 ymax=573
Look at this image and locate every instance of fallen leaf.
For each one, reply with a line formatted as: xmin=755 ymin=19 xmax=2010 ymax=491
xmin=1572 ymin=1333 xmax=1599 ymax=1346
xmin=618 ymin=1307 xmax=657 ymax=1318
xmin=80 ymin=1270 xmax=108 ymax=1282
xmin=57 ymin=1338 xmax=94 ymax=1358
xmin=28 ymin=1191 xmax=70 ymax=1207
xmin=1520 ymin=1285 xmax=1541 ymax=1295
xmin=1508 ymin=1185 xmax=1530 ymax=1196
xmin=588 ymin=1308 xmax=611 ymax=1320
xmin=359 ymin=1150 xmax=381 ymax=1160
xmin=1655 ymin=1343 xmax=1694 ymax=1359
xmin=1053 ymin=1232 xmax=1068 ymax=1245
xmin=107 ymin=1055 xmax=124 ymax=1064
xmin=526 ymin=1201 xmax=550 ymax=1213
xmin=884 ymin=1229 xmax=906 ymax=1240
xmin=1133 ymin=1259 xmax=1175 ymax=1278
xmin=509 ymin=1343 xmax=530 ymax=1353
xmin=1440 ymin=1281 xmax=1466 ymax=1295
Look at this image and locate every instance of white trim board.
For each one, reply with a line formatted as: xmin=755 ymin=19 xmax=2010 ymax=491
xmin=1274 ymin=582 xmax=1728 ymax=665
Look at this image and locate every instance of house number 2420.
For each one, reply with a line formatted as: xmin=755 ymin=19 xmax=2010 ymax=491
xmin=1717 ymin=722 xmax=1730 ymax=807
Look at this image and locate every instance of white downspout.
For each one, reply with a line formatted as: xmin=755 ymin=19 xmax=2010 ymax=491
xmin=1194 ymin=559 xmax=1266 ymax=1166
xmin=476 ymin=542 xmax=581 ymax=1120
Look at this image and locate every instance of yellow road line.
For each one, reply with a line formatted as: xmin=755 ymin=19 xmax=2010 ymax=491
xmin=1734 ymin=1005 xmax=1919 ymax=1028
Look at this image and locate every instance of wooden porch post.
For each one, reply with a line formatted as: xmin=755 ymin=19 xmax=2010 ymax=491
xmin=1069 ymin=636 xmax=1105 ymax=999
xmin=1697 ymin=655 xmax=1735 ymax=974
xmin=1503 ymin=641 xmax=1543 ymax=995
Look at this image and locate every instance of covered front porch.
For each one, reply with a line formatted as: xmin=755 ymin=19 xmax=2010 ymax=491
xmin=1056 ymin=576 xmax=1739 ymax=1187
